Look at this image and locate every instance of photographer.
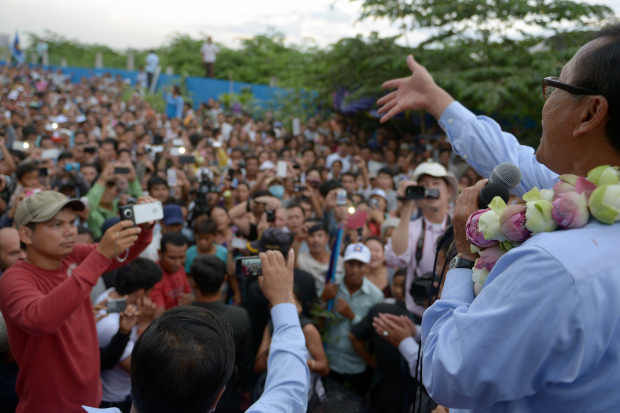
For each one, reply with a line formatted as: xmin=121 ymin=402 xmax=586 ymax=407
xmin=0 ymin=191 xmax=154 ymax=413
xmin=385 ymin=161 xmax=456 ymax=317
xmin=96 ymin=258 xmax=161 ymax=413
xmin=87 ymin=162 xmax=143 ymax=240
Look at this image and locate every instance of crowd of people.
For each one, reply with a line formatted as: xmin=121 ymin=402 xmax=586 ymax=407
xmin=0 ymin=62 xmax=481 ymax=413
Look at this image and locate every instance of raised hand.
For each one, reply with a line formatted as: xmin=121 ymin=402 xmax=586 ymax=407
xmin=258 ymin=249 xmax=295 ymax=306
xmin=377 ymin=55 xmax=454 ymax=123
xmin=96 ymin=220 xmax=142 ymax=259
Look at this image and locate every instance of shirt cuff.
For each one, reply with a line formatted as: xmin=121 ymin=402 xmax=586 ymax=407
xmin=441 ymin=268 xmax=475 ymax=303
xmin=270 ymin=303 xmax=300 ymax=329
xmin=438 ymin=101 xmax=475 ymax=132
xmin=398 ymin=337 xmax=419 ymax=360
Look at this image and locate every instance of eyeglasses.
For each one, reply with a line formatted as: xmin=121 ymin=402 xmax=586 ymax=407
xmin=542 ymin=77 xmax=600 ymax=100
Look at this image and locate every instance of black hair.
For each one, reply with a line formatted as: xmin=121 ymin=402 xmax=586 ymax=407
xmin=131 ymin=306 xmax=234 ymax=413
xmin=101 ymin=137 xmax=118 ymax=151
xmin=189 ymin=255 xmax=226 ymax=295
xmin=285 ymin=202 xmax=303 ymax=212
xmin=160 ymin=232 xmax=188 ymax=253
xmin=16 ymin=161 xmax=38 ymax=181
xmin=58 ymin=152 xmax=74 ymax=162
xmin=115 ymin=258 xmax=163 ymax=295
xmin=147 ymin=176 xmax=169 ymax=191
xmin=574 ymin=24 xmax=620 ymax=150
xmin=193 ymin=219 xmax=217 ymax=236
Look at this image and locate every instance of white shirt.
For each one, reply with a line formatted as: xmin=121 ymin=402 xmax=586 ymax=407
xmin=96 ymin=289 xmax=138 ymax=403
xmin=145 ymin=53 xmax=159 ymax=74
xmin=201 ymin=43 xmax=219 ymax=63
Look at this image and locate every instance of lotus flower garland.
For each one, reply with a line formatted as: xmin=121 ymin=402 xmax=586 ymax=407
xmin=466 ymin=165 xmax=620 ymax=296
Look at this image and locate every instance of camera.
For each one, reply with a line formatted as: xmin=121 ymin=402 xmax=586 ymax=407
xmin=119 ymin=201 xmax=164 ymax=225
xmin=401 ymin=185 xmax=440 ymax=201
xmin=294 ymin=183 xmax=305 ymax=193
xmin=84 ymin=146 xmax=97 ymax=154
xmin=107 ymin=298 xmax=127 ymax=313
xmin=235 ymin=256 xmax=262 ymax=278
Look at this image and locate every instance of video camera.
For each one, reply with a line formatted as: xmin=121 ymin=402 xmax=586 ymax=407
xmin=399 ymin=185 xmax=440 ymax=201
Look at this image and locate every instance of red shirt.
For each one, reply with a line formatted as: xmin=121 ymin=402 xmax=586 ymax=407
xmin=150 ymin=265 xmax=190 ymax=310
xmin=0 ymin=229 xmax=152 ymax=413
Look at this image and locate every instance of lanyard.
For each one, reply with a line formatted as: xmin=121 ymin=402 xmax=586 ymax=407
xmin=415 ymin=216 xmax=451 ymax=263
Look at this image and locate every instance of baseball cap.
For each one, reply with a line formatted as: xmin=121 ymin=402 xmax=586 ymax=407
xmin=248 ymin=228 xmax=293 ymax=256
xmin=163 ymin=204 xmax=184 ymax=226
xmin=14 ymin=190 xmax=85 ymax=228
xmin=344 ymin=243 xmax=371 ymax=264
xmin=412 ymin=161 xmax=458 ymax=196
xmin=369 ymin=188 xmax=387 ymax=201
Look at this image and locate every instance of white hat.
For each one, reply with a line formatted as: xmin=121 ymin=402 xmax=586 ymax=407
xmin=344 ymin=243 xmax=371 ymax=264
xmin=369 ymin=188 xmax=387 ymax=201
xmin=259 ymin=160 xmax=275 ymax=171
xmin=412 ymin=161 xmax=458 ymax=196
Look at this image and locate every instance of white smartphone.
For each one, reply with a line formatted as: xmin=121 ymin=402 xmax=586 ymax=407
xmin=12 ymin=141 xmax=30 ymax=152
xmin=167 ymin=169 xmax=177 ymax=186
xmin=172 ymin=138 xmax=184 ymax=146
xmin=119 ymin=202 xmax=164 ymax=225
xmin=41 ymin=149 xmax=61 ymax=160
xmin=170 ymin=147 xmax=186 ymax=156
xmin=277 ymin=161 xmax=287 ymax=178
xmin=292 ymin=118 xmax=301 ymax=136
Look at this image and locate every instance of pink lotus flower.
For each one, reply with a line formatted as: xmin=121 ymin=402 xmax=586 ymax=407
xmin=499 ymin=204 xmax=530 ymax=242
xmin=475 ymin=245 xmax=505 ymax=272
xmin=555 ymin=175 xmax=597 ymax=199
xmin=466 ymin=209 xmax=499 ymax=248
xmin=552 ymin=192 xmax=590 ymax=229
xmin=472 ymin=246 xmax=505 ymax=295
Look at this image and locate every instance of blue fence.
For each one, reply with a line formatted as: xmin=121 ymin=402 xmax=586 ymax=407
xmin=0 ymin=61 xmax=287 ymax=108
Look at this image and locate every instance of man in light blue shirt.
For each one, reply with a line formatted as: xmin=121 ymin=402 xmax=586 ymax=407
xmin=322 ymin=243 xmax=384 ymax=393
xmin=145 ymin=51 xmax=159 ymax=91
xmin=83 ymin=250 xmax=309 ymax=413
xmin=377 ymin=24 xmax=620 ymax=412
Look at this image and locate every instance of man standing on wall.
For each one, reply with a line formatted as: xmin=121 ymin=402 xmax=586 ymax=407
xmin=201 ymin=37 xmax=219 ymax=78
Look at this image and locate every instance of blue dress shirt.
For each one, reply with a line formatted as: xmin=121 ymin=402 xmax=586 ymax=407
xmin=438 ymin=101 xmax=558 ymax=196
xmin=421 ymin=101 xmax=620 ymax=412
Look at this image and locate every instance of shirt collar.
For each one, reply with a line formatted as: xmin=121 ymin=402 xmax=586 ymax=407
xmin=423 ymin=215 xmax=449 ymax=234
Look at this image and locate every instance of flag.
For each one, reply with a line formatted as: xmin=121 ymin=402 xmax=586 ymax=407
xmin=11 ymin=32 xmax=24 ymax=65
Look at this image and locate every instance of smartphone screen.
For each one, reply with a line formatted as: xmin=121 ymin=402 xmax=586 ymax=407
xmin=277 ymin=161 xmax=287 ymax=178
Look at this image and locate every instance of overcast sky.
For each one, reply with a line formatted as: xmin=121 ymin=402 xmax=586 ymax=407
xmin=1 ymin=0 xmax=619 ymax=50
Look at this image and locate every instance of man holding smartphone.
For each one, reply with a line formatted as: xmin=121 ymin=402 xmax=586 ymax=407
xmin=0 ymin=190 xmax=155 ymax=413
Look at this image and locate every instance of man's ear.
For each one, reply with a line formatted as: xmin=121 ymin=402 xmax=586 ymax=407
xmin=18 ymin=226 xmax=33 ymax=246
xmin=573 ymin=95 xmax=609 ymax=137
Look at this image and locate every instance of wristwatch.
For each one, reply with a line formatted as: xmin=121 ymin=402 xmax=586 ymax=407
xmin=449 ymin=255 xmax=475 ymax=270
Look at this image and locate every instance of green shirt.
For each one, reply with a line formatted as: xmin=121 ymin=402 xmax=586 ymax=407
xmin=86 ymin=180 xmax=143 ymax=240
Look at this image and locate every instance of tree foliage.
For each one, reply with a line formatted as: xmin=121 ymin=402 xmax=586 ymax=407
xmin=23 ymin=0 xmax=617 ymax=147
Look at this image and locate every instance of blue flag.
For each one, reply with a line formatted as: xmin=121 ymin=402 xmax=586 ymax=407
xmin=12 ymin=32 xmax=24 ymax=64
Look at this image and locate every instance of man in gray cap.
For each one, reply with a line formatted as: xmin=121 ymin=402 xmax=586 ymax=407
xmin=0 ymin=190 xmax=155 ymax=413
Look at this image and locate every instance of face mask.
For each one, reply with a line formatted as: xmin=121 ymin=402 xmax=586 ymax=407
xmin=269 ymin=185 xmax=285 ymax=199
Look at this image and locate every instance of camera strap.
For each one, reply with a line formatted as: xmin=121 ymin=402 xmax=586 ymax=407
xmin=415 ymin=215 xmax=451 ymax=264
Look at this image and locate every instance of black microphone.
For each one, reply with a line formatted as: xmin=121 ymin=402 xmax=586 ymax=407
xmin=478 ymin=163 xmax=521 ymax=209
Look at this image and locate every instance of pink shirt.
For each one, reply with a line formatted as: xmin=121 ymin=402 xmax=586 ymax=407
xmin=384 ymin=216 xmax=450 ymax=315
